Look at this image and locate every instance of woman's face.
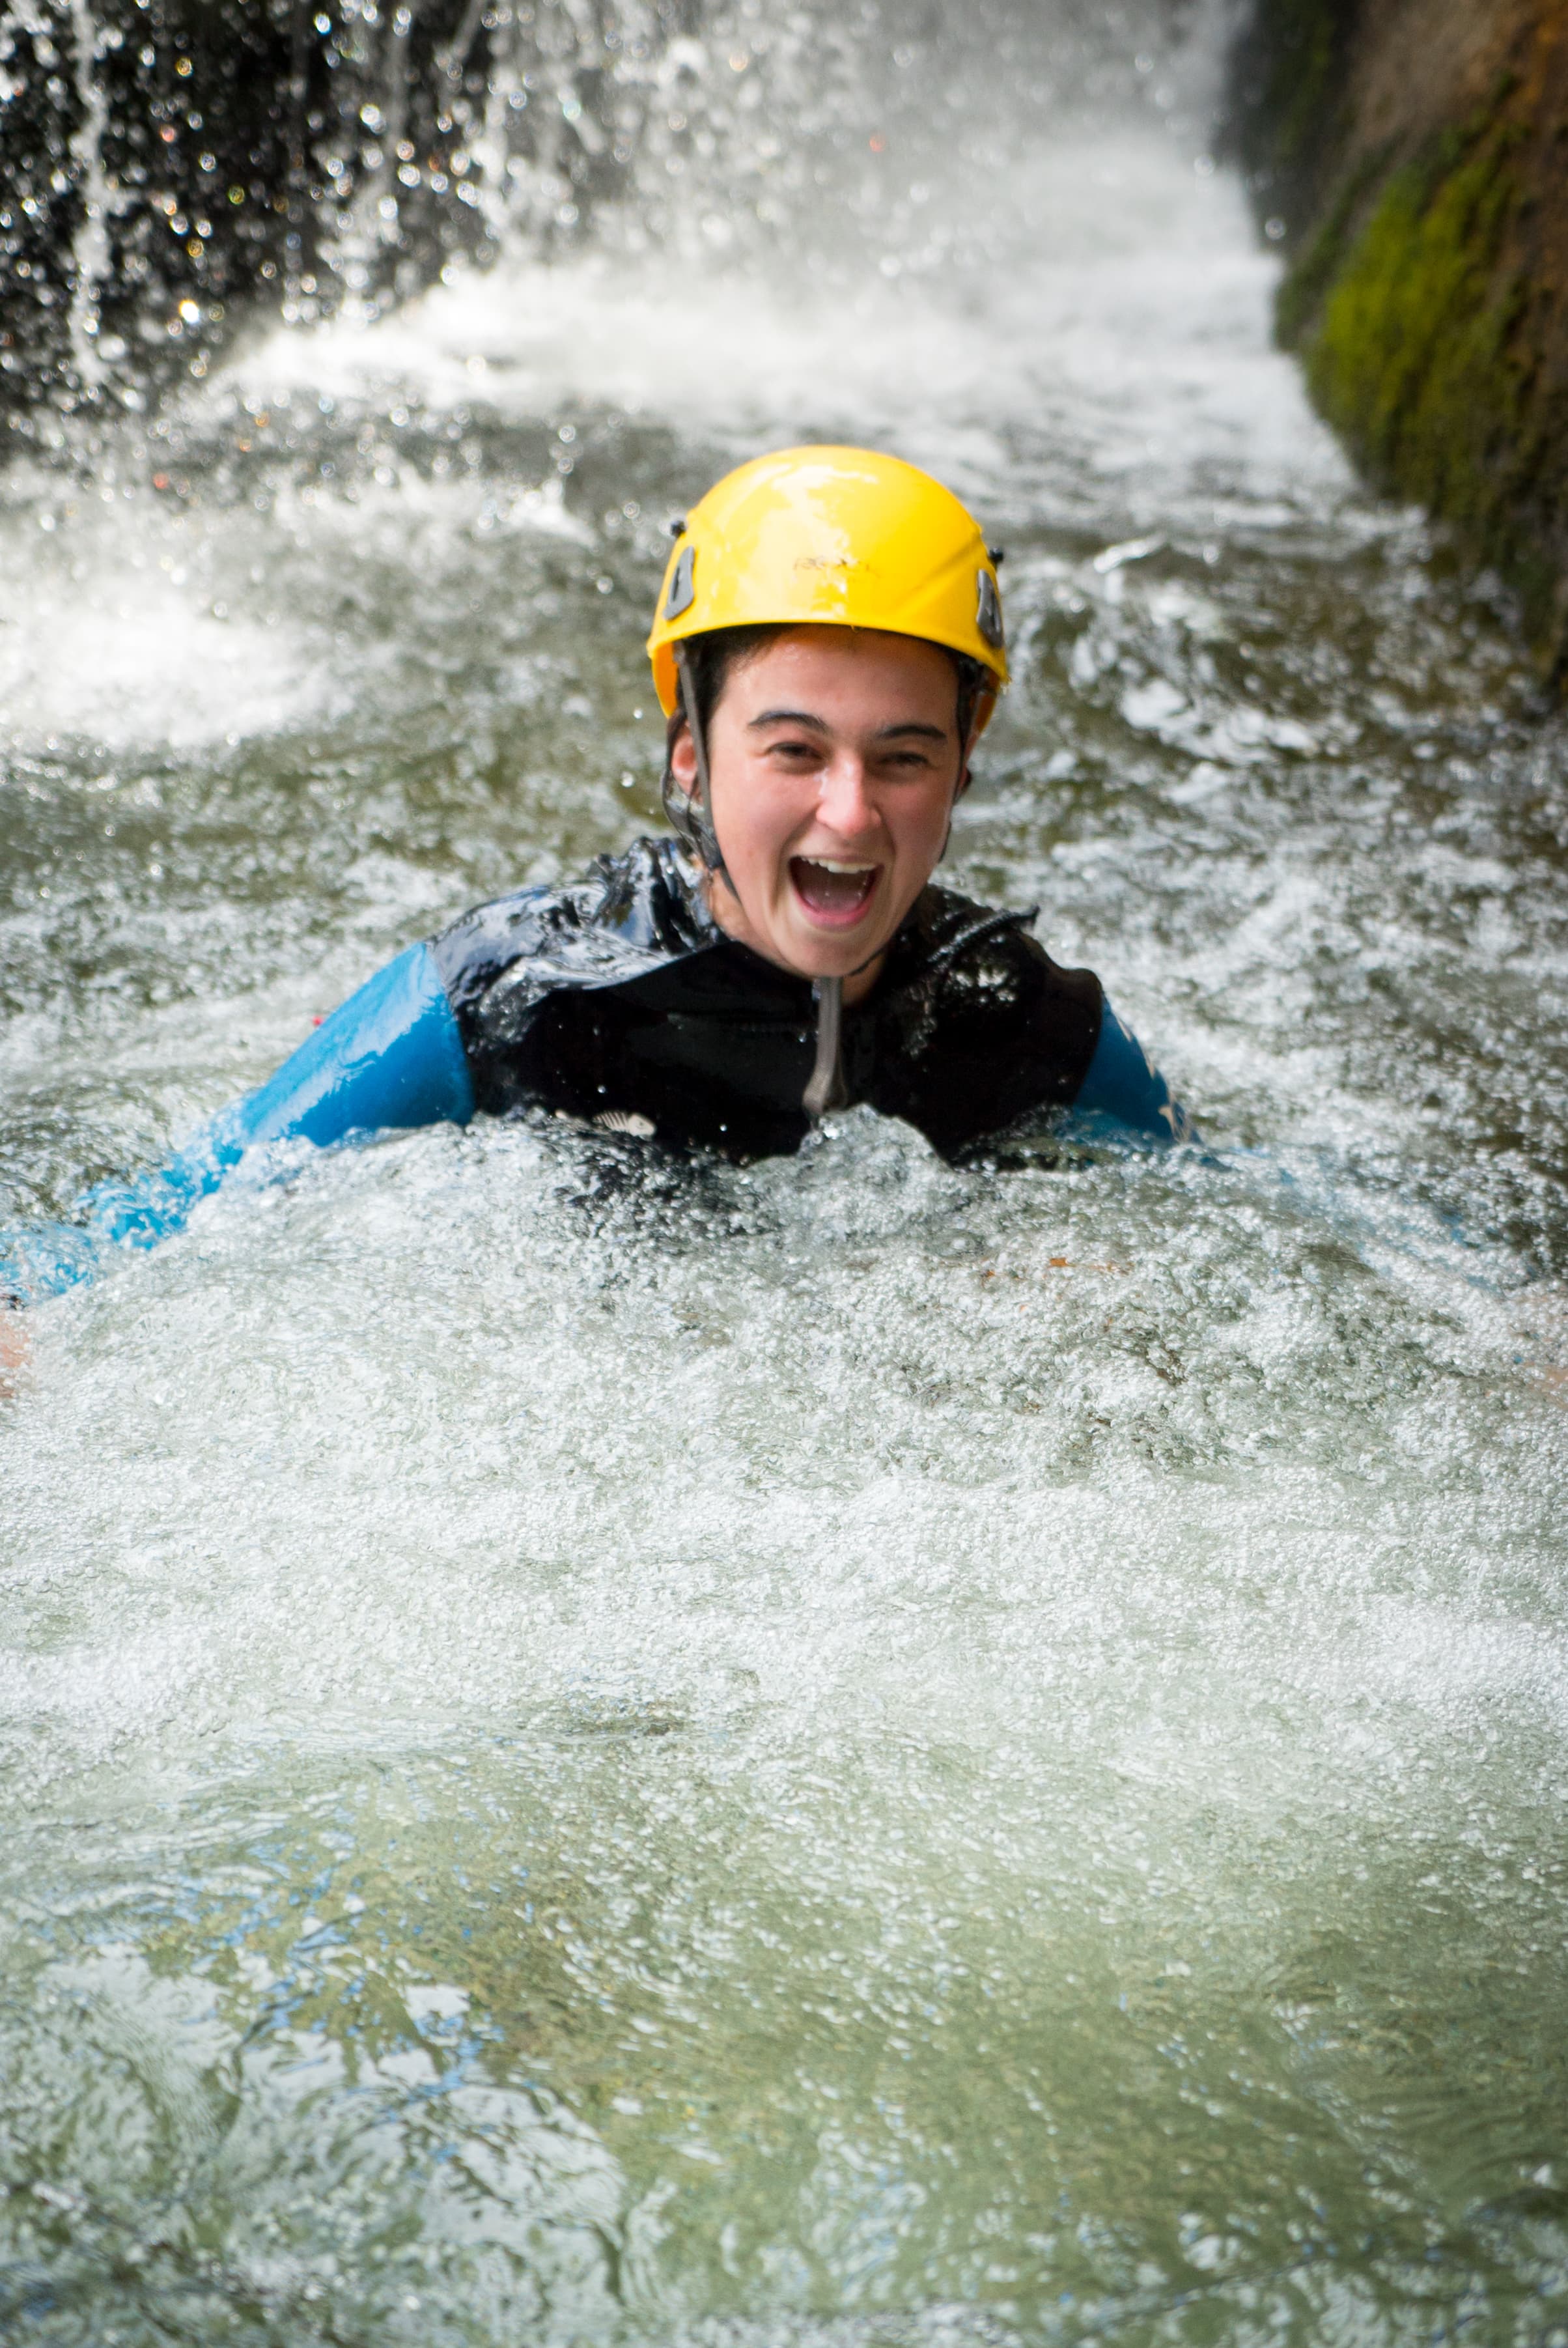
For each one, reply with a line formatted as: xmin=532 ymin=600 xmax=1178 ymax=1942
xmin=671 ymin=626 xmax=968 ymax=988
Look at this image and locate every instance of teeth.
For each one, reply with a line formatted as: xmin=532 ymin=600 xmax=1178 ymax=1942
xmin=805 ymin=858 xmax=876 ymax=874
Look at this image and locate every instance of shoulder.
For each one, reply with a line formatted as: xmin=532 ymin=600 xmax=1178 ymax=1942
xmin=891 ymin=883 xmax=1102 ymax=1017
xmin=428 ymin=835 xmax=711 ymax=1012
xmin=863 ymin=882 xmax=1104 ymax=1155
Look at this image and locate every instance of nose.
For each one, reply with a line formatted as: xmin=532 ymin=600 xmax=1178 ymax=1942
xmin=814 ymin=748 xmax=878 ymax=843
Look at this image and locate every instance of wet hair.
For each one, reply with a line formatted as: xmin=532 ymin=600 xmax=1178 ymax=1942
xmin=664 ymin=624 xmax=990 ymax=774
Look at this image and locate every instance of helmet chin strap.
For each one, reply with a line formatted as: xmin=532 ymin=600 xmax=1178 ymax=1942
xmin=663 ymin=644 xmax=728 ymax=881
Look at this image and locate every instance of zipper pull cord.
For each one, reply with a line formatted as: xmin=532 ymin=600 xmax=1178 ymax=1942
xmin=804 ymin=975 xmax=849 ymax=1120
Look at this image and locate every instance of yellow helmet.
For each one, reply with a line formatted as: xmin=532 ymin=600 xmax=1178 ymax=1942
xmin=646 ymin=444 xmax=1008 ymax=729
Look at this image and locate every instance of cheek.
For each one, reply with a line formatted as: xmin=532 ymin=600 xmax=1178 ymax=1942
xmin=888 ymin=784 xmax=955 ymax=866
xmin=714 ymin=767 xmax=810 ymax=879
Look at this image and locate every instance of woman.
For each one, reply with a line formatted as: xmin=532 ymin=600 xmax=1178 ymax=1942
xmin=2 ymin=445 xmax=1186 ymax=1307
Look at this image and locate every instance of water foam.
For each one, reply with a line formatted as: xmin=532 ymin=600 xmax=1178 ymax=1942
xmin=3 ymin=3 xmax=1568 ymax=2339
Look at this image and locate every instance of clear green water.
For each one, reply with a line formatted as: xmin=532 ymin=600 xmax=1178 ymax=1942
xmin=3 ymin=8 xmax=1568 ymax=2343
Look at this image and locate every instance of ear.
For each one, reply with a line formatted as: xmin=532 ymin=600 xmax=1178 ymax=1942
xmin=669 ymin=721 xmax=698 ymax=797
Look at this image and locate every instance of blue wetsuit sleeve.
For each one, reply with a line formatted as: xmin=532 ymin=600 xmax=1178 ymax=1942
xmin=225 ymin=939 xmax=474 ymax=1155
xmin=1071 ymin=999 xmax=1194 ymax=1143
xmin=1 ymin=942 xmax=473 ymax=1303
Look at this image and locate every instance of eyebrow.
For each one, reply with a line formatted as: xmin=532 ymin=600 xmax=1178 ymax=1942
xmin=745 ymin=708 xmax=951 ymax=743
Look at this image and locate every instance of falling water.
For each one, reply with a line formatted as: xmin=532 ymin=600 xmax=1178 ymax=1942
xmin=3 ymin=4 xmax=1568 ymax=2345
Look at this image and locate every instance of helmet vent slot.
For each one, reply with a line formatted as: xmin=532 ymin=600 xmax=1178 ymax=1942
xmin=664 ymin=545 xmax=696 ymax=620
xmin=975 ymin=568 xmax=1004 ymax=647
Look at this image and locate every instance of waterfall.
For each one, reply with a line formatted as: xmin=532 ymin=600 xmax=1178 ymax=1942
xmin=61 ymin=0 xmax=111 ymax=387
xmin=0 ymin=0 xmax=1213 ymax=440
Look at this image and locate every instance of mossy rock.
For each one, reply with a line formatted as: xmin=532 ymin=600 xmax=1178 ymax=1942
xmin=1304 ymin=124 xmax=1526 ymax=510
xmin=1241 ymin=1 xmax=1568 ymax=687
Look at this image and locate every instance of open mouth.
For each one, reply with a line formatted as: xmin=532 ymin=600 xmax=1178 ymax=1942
xmin=789 ymin=856 xmax=880 ymax=928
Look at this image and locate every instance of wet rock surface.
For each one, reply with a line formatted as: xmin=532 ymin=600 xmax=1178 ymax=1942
xmin=1229 ymin=0 xmax=1568 ymax=681
xmin=1 ymin=0 xmax=497 ymax=439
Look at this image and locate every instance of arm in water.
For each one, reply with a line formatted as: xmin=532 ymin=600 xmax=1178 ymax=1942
xmin=1068 ymin=1000 xmax=1194 ymax=1144
xmin=0 ymin=943 xmax=474 ymax=1306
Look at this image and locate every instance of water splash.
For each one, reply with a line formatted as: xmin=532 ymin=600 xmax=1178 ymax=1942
xmin=1 ymin=0 xmax=1214 ymax=431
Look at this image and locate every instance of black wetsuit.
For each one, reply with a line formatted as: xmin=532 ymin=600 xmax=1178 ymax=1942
xmin=432 ymin=836 xmax=1105 ymax=1162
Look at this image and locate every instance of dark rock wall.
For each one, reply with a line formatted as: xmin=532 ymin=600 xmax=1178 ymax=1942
xmin=1229 ymin=0 xmax=1568 ymax=683
xmin=0 ymin=0 xmax=637 ymax=446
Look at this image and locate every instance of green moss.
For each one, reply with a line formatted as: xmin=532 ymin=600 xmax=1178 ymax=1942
xmin=1306 ymin=126 xmax=1526 ymax=515
xmin=1276 ymin=145 xmax=1392 ymax=349
xmin=1285 ymin=110 xmax=1567 ymax=673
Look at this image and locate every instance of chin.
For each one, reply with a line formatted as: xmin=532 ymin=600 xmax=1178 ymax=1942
xmin=781 ymin=917 xmax=891 ymax=978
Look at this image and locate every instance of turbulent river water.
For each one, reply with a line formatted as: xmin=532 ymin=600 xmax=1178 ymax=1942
xmin=3 ymin=5 xmax=1568 ymax=2343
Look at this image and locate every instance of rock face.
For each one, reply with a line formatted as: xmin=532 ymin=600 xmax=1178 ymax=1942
xmin=0 ymin=0 xmax=662 ymax=446
xmin=1229 ymin=0 xmax=1568 ymax=681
